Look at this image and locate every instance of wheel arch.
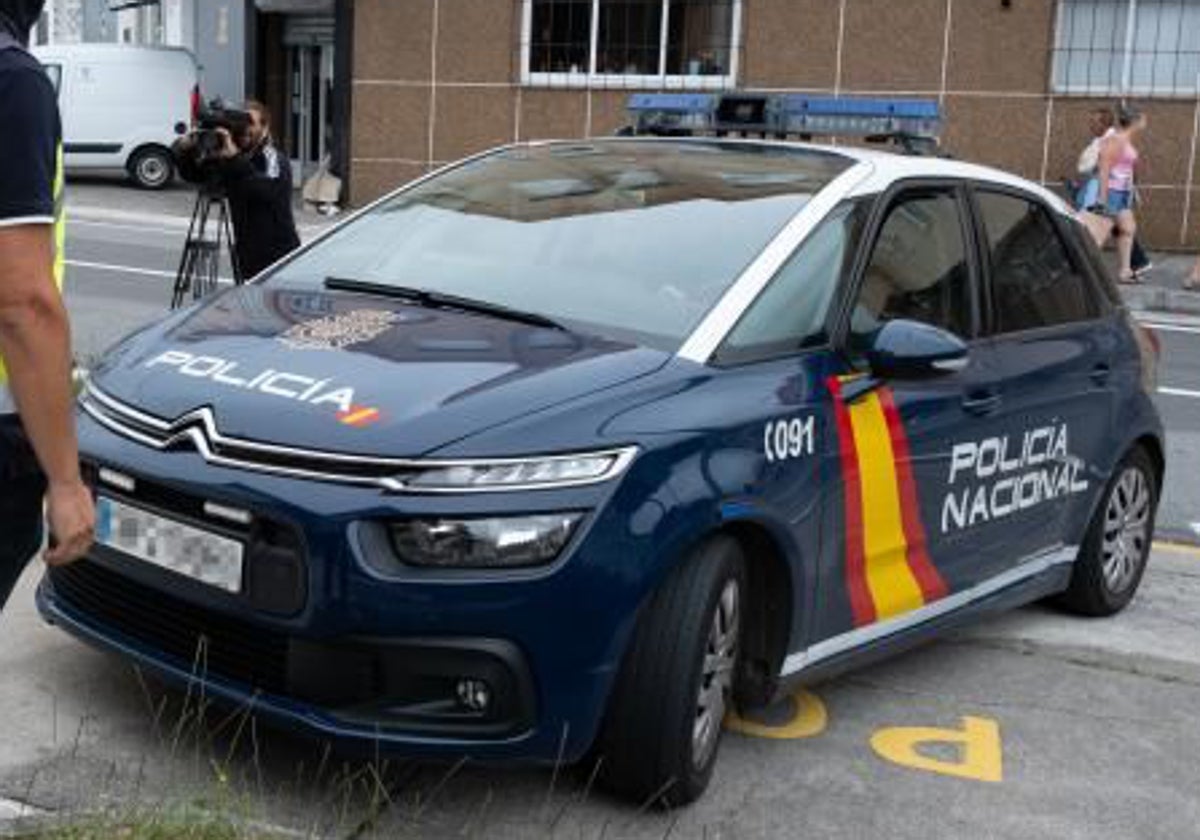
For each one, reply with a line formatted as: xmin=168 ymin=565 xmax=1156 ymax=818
xmin=710 ymin=518 xmax=796 ymax=705
xmin=1133 ymin=433 xmax=1165 ymax=493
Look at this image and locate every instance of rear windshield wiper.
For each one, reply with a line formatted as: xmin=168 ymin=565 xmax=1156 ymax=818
xmin=324 ymin=276 xmax=567 ymax=331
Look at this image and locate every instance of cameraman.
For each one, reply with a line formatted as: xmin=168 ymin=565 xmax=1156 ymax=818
xmin=176 ymin=101 xmax=300 ymax=279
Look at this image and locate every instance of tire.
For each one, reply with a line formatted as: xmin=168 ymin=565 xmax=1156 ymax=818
xmin=595 ymin=535 xmax=746 ymax=807
xmin=1056 ymin=446 xmax=1158 ymax=616
xmin=128 ymin=146 xmax=174 ymax=190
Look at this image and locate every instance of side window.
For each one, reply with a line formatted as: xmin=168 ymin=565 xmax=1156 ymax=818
xmin=976 ymin=191 xmax=1099 ymax=333
xmin=717 ymin=199 xmax=869 ymax=365
xmin=848 ymin=191 xmax=972 ymax=353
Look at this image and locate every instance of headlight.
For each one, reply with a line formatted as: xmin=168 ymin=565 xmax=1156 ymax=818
xmin=389 ymin=513 xmax=584 ymax=569
xmin=406 ymin=448 xmax=637 ymax=492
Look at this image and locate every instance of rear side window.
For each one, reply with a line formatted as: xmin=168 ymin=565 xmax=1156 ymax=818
xmin=976 ymin=191 xmax=1099 ymax=333
xmin=717 ymin=199 xmax=870 ymax=364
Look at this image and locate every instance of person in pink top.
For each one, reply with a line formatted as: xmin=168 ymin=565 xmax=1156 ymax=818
xmin=1094 ymin=105 xmax=1147 ymax=283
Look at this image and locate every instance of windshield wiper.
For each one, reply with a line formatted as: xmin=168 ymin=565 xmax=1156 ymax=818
xmin=324 ymin=276 xmax=567 ymax=331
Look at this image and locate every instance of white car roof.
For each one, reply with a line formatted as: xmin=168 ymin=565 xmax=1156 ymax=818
xmin=834 ymin=145 xmax=1073 ymax=216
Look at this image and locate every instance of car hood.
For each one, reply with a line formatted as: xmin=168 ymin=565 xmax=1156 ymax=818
xmin=88 ymin=286 xmax=670 ymax=458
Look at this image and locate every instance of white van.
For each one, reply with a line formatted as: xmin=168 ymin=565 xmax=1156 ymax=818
xmin=31 ymin=44 xmax=198 ymax=190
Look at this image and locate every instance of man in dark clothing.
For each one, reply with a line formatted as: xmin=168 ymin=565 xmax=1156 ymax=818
xmin=176 ymin=101 xmax=301 ymax=279
xmin=0 ymin=0 xmax=95 ymax=613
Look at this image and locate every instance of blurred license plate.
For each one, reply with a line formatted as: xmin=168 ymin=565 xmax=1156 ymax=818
xmin=95 ymin=496 xmax=244 ymax=593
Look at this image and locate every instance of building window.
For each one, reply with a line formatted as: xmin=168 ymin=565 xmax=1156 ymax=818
xmin=1052 ymin=0 xmax=1200 ymax=96
xmin=523 ymin=0 xmax=741 ymax=88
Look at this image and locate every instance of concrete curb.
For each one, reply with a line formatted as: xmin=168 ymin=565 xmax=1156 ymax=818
xmin=955 ymin=549 xmax=1200 ymax=686
xmin=1120 ymin=284 xmax=1200 ymax=317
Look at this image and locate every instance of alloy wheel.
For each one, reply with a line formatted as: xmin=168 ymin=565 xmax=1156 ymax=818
xmin=1101 ymin=466 xmax=1152 ymax=594
xmin=693 ymin=577 xmax=739 ymax=770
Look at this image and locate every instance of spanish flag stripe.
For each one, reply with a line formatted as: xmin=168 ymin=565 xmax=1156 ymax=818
xmin=340 ymin=406 xmax=379 ymax=426
xmin=877 ymin=388 xmax=949 ymax=602
xmin=826 ymin=377 xmax=876 ymax=626
xmin=847 ymin=391 xmax=927 ymax=620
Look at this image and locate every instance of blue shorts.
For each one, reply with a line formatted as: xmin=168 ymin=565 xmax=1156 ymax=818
xmin=1106 ymin=189 xmax=1133 ymax=214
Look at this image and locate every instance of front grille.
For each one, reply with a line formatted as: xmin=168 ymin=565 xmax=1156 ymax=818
xmin=81 ymin=461 xmax=308 ymax=616
xmin=49 ymin=560 xmax=290 ymax=695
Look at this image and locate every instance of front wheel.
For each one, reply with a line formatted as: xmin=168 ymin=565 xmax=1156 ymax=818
xmin=1056 ymin=447 xmax=1158 ymax=616
xmin=128 ymin=146 xmax=174 ymax=190
xmin=595 ymin=536 xmax=746 ymax=806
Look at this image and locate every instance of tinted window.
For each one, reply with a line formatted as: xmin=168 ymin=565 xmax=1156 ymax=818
xmin=976 ymin=191 xmax=1099 ymax=333
xmin=270 ymin=141 xmax=852 ymax=351
xmin=718 ymin=200 xmax=869 ymax=364
xmin=849 ymin=191 xmax=972 ymax=352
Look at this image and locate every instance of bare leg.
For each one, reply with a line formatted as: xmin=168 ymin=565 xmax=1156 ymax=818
xmin=1186 ymin=255 xmax=1200 ymax=290
xmin=1116 ymin=210 xmax=1136 ymax=280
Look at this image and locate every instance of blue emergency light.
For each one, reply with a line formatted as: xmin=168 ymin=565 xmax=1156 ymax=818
xmin=625 ymin=92 xmax=942 ymax=153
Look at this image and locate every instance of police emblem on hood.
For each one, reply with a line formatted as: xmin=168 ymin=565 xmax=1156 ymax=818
xmin=279 ymin=309 xmax=400 ymax=351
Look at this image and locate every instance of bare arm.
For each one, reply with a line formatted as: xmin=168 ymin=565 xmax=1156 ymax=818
xmin=0 ymin=224 xmax=93 ymax=564
xmin=1096 ymin=137 xmax=1118 ymax=207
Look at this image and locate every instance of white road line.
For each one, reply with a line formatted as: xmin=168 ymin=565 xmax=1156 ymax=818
xmin=1143 ymin=322 xmax=1200 ymax=336
xmin=1159 ymin=386 xmax=1200 ymax=399
xmin=68 ymin=218 xmax=189 ymax=235
xmin=0 ymin=797 xmax=48 ymax=819
xmin=65 ymin=258 xmax=234 ymax=285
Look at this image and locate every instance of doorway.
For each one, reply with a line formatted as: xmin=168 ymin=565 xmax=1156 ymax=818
xmin=283 ymin=16 xmax=335 ymax=184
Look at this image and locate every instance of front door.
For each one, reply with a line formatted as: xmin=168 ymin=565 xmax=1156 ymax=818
xmin=816 ymin=185 xmax=989 ymax=643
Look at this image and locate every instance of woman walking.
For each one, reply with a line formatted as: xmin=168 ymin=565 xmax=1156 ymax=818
xmin=1095 ymin=105 xmax=1147 ymax=283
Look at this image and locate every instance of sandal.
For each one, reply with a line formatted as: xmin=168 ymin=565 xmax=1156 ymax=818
xmin=1184 ymin=274 xmax=1200 ymax=291
xmin=1117 ymin=271 xmax=1140 ymax=285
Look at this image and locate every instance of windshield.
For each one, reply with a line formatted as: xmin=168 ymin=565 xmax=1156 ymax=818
xmin=270 ymin=140 xmax=852 ymax=350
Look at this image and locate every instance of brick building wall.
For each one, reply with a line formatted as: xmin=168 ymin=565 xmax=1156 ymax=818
xmin=348 ymin=0 xmax=1200 ymax=249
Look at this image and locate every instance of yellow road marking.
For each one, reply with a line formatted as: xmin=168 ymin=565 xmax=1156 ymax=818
xmin=870 ymin=715 xmax=1003 ymax=783
xmin=725 ymin=689 xmax=828 ymax=740
xmin=1153 ymin=540 xmax=1200 ymax=557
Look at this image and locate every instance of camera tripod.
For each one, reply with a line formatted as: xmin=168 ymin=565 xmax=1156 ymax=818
xmin=170 ymin=185 xmax=244 ymax=309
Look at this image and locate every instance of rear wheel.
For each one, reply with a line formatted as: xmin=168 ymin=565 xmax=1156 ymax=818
xmin=595 ymin=536 xmax=745 ymax=806
xmin=1056 ymin=447 xmax=1158 ymax=616
xmin=128 ymin=146 xmax=174 ymax=190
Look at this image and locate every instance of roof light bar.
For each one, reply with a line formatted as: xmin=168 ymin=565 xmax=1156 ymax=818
xmin=625 ymin=92 xmax=943 ymax=154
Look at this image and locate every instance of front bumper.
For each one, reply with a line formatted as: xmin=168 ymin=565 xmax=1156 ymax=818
xmin=48 ymin=411 xmax=658 ymax=762
xmin=38 ymin=560 xmax=547 ymax=756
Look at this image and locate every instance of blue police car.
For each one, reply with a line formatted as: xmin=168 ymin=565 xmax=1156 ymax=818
xmin=43 ymin=137 xmax=1164 ymax=804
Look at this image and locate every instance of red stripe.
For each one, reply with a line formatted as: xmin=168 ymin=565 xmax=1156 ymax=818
xmin=877 ymin=387 xmax=948 ymax=602
xmin=826 ymin=377 xmax=876 ymax=626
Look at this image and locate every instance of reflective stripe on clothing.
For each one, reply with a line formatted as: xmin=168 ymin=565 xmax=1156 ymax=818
xmin=0 ymin=142 xmax=64 ymax=415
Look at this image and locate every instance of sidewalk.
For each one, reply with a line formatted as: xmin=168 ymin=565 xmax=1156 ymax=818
xmin=1112 ymin=252 xmax=1200 ymax=316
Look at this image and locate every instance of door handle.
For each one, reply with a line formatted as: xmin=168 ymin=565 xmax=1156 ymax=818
xmin=1090 ymin=363 xmax=1112 ymax=386
xmin=961 ymin=390 xmax=1002 ymax=416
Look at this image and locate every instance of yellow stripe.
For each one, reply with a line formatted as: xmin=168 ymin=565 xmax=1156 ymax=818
xmin=847 ymin=391 xmax=925 ymax=619
xmin=0 ymin=144 xmax=65 ymax=394
xmin=340 ymin=407 xmax=378 ymax=426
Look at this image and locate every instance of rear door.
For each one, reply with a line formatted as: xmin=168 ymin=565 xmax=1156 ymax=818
xmin=964 ymin=186 xmax=1119 ymax=565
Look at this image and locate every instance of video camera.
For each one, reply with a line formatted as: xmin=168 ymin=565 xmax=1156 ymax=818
xmin=178 ymin=99 xmax=253 ymax=166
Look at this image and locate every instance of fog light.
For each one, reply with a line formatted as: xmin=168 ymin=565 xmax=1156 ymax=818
xmin=456 ymin=678 xmax=491 ymax=712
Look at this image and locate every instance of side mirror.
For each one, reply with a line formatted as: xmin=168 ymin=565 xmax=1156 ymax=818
xmin=866 ymin=319 xmax=969 ymax=379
